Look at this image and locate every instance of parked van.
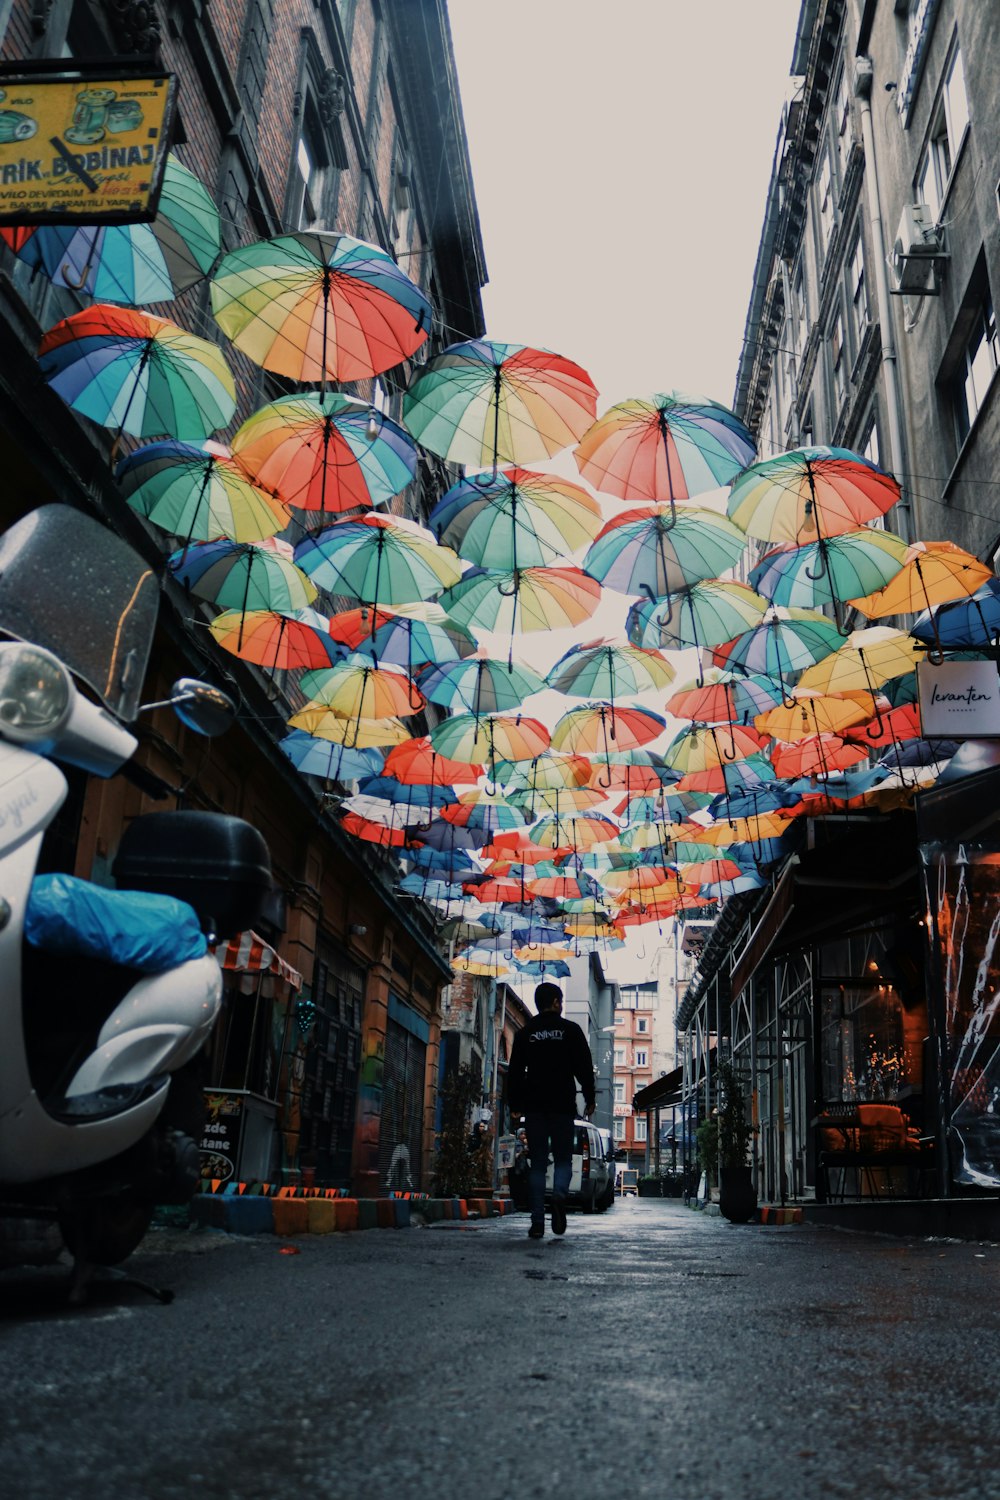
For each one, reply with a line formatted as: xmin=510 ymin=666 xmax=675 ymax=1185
xmin=509 ymin=1119 xmax=616 ymax=1213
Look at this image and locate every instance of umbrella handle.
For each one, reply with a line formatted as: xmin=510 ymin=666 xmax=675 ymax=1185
xmin=866 ymin=699 xmax=888 ymax=739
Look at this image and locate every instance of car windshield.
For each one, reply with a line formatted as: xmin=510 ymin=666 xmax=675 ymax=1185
xmin=0 ymin=506 xmax=157 ymax=721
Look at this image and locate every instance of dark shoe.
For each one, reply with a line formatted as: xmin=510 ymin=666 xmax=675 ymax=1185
xmin=551 ymin=1198 xmax=567 ymax=1235
xmin=528 ymin=1222 xmax=545 ymax=1240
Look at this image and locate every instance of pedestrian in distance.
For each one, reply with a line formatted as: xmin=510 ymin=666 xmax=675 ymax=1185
xmin=506 ymin=982 xmax=596 ymax=1240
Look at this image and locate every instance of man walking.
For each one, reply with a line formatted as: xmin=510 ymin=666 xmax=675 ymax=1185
xmin=506 ymin=982 xmax=596 ymax=1240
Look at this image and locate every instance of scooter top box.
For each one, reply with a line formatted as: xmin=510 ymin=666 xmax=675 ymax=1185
xmin=112 ymin=811 xmax=271 ymax=941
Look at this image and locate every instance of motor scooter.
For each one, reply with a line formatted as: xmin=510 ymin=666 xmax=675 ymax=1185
xmin=0 ymin=504 xmax=272 ymax=1300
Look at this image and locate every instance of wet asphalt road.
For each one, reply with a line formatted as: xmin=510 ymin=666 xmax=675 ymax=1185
xmin=3 ymin=1198 xmax=1000 ymax=1500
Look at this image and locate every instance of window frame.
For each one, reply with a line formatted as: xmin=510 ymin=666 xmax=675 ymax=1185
xmin=915 ymin=36 xmax=970 ymax=224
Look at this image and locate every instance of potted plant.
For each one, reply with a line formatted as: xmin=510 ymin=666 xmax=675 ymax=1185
xmin=716 ymin=1061 xmax=756 ymax=1224
xmin=637 ymin=1174 xmax=662 ymax=1197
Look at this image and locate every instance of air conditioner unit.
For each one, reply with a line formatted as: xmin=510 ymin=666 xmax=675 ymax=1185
xmin=891 ymin=202 xmax=947 ymax=294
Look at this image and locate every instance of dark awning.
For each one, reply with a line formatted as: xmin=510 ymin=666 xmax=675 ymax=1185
xmin=633 ymin=1063 xmax=684 ymax=1112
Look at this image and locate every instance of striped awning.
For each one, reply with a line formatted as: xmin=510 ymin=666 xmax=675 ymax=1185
xmin=213 ymin=930 xmax=303 ymax=991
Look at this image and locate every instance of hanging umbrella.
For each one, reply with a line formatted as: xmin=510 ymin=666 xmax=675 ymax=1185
xmin=849 ymin=539 xmax=992 ymax=645
xmin=771 ymin=735 xmax=871 ymax=780
xmin=383 ymin=736 xmax=483 ymax=787
xmin=911 ymin=577 xmax=1000 ymax=651
xmin=170 ymin=538 xmax=316 ymax=615
xmin=39 ymin=304 xmax=236 ymax=440
xmin=231 ymin=392 xmax=417 ymax=517
xmin=666 ymin=670 xmax=785 ymax=725
xmin=429 ymin=713 xmax=550 ymax=768
xmin=438 ymin=565 xmax=602 ymax=640
xmin=495 ymin=750 xmax=593 ymax=793
xmin=582 ymin=504 xmax=746 ymax=599
xmin=551 ymin=703 xmax=666 ymax=758
xmin=712 ymin=607 xmax=846 ymax=703
xmin=842 ymin=700 xmax=921 ymax=749
xmin=358 ymin=776 xmax=456 ymax=814
xmin=209 ymin=609 xmax=342 ymax=671
xmin=279 ymin=731 xmax=383 ymax=783
xmin=626 ymin=579 xmax=768 ymax=653
xmin=661 ymin=722 xmax=766 ymax=776
xmin=402 ymin=338 xmax=598 ymax=469
xmin=418 ymin=655 xmax=545 ymax=716
xmin=508 ymin=784 xmax=606 ymax=816
xmin=574 ymin=390 xmax=756 ymax=513
xmin=117 ymin=438 xmax=290 ymax=546
xmin=748 ymin=528 xmax=910 ymax=624
xmin=727 ymin=446 xmax=901 ymax=544
xmin=674 ymin=750 xmax=777 ymax=796
xmin=429 ymin=466 xmax=602 ymax=569
xmin=324 ymin=602 xmax=476 ymax=672
xmin=287 ymin=705 xmax=411 ymax=748
xmin=2 ymin=153 xmax=221 ymax=303
xmin=210 ymin=230 xmax=431 ymax=382
xmin=296 ymin=658 xmax=423 ymax=719
xmin=339 ymin=794 xmax=427 ymax=829
xmin=546 ymin=641 xmax=675 ymax=698
xmin=513 ymin=959 xmax=572 ymax=979
xmin=440 ymin=801 xmax=530 ymax=836
xmin=755 ymin=688 xmax=878 ymax=743
xmin=528 ymin=813 xmax=620 ymax=851
xmin=877 ymin=738 xmax=960 ymax=770
xmin=294 ymin=513 xmax=461 ymax=605
xmin=796 ymin=626 xmax=927 ymax=697
xmin=339 ymin=811 xmax=412 ymax=847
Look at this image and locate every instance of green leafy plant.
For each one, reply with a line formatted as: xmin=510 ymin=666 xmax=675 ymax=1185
xmin=432 ymin=1063 xmax=486 ymax=1198
xmin=717 ymin=1061 xmax=752 ymax=1169
xmin=696 ymin=1116 xmax=719 ymax=1180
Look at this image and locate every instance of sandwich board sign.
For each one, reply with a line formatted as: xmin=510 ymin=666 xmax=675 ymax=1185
xmin=917 ymin=658 xmax=1000 ymax=738
xmin=0 ymin=66 xmax=176 ymax=225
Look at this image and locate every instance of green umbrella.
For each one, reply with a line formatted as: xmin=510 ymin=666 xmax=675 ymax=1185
xmin=417 ymin=656 xmax=545 ymax=717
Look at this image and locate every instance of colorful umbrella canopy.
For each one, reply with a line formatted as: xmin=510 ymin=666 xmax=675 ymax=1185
xmin=297 ymin=658 xmax=423 ymax=719
xmin=755 ymin=688 xmax=878 ymax=742
xmin=294 ymin=514 xmax=462 ymax=604
xmin=429 ymin=467 xmax=602 ymax=569
xmin=843 ymin=700 xmax=921 ymax=749
xmin=661 ymin=722 xmax=765 ymax=775
xmin=675 ymin=750 xmax=777 ymax=796
xmin=582 ymin=504 xmax=747 ymax=598
xmin=911 ymin=577 xmax=1000 ymax=650
xmin=340 ymin=811 xmax=412 ymax=847
xmin=231 ymin=392 xmax=418 ymax=517
xmin=339 ymin=793 xmax=427 ymax=829
xmin=574 ymin=390 xmax=755 ymax=506
xmin=496 ymin=750 xmax=593 ymax=793
xmin=418 ymin=656 xmax=545 ymax=716
xmin=748 ymin=528 xmax=909 ymax=619
xmin=210 ymin=230 xmax=431 ymax=382
xmin=383 ymin=736 xmax=483 ymax=786
xmin=209 ymin=609 xmax=342 ymax=671
xmin=403 ymin=338 xmax=598 ymax=469
xmin=279 ymin=730 xmax=383 ymax=782
xmin=770 ymin=734 xmax=870 ymax=779
xmin=170 ymin=538 xmax=316 ymax=614
xmin=429 ymin=713 xmax=550 ymax=767
xmin=712 ymin=607 xmax=846 ymax=696
xmin=848 ymin=540 xmax=992 ymax=623
xmin=325 ymin=602 xmax=476 ymax=671
xmin=528 ymin=813 xmax=620 ymax=850
xmin=288 ymin=705 xmax=411 ymax=748
xmin=117 ymin=439 xmax=290 ymax=545
xmin=666 ymin=670 xmax=785 ymax=725
xmin=727 ymin=446 xmax=900 ymax=544
xmin=546 ymin=641 xmax=675 ymax=698
xmin=626 ymin=579 xmax=768 ymax=652
xmin=1 ymin=153 xmax=220 ymax=303
xmin=39 ymin=304 xmax=236 ymax=440
xmin=796 ymin=627 xmax=927 ymax=696
xmin=551 ymin=703 xmax=666 ymax=758
xmin=438 ymin=565 xmax=602 ymax=637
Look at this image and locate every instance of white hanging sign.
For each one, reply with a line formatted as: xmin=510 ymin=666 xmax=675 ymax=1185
xmin=918 ymin=658 xmax=1000 ymax=738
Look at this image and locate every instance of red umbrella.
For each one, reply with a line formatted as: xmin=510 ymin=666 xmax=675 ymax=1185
xmin=770 ymin=735 xmax=870 ymax=779
xmin=339 ymin=812 xmax=410 ymax=847
xmin=382 ymin=736 xmax=482 ymax=786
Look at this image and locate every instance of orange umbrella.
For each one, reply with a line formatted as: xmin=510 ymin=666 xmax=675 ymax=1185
xmin=209 ymin=608 xmax=340 ymax=671
xmin=849 ymin=540 xmax=991 ymax=620
xmin=383 ymin=736 xmax=482 ymax=786
xmin=755 ymin=689 xmax=877 ymax=743
xmin=770 ymin=735 xmax=870 ymax=779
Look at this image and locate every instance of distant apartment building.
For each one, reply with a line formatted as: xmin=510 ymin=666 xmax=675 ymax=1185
xmin=613 ymin=981 xmax=655 ymax=1167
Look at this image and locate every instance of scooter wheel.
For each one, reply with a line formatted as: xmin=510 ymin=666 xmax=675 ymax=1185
xmin=59 ymin=1195 xmax=153 ymax=1267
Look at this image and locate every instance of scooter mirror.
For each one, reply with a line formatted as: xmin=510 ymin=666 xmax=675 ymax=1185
xmin=168 ymin=678 xmax=236 ymax=738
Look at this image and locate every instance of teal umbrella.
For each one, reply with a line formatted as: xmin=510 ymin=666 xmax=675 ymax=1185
xmin=294 ymin=514 xmax=462 ymax=605
xmin=546 ymin=641 xmax=675 ymax=698
xmin=417 ymin=656 xmax=545 ymax=717
xmin=429 ymin=467 xmax=602 ymax=569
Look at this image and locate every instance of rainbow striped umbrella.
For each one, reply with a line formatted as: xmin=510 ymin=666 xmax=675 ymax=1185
xmin=429 ymin=466 xmax=602 ymax=569
xmin=727 ymin=446 xmax=900 ymax=544
xmin=583 ymin=504 xmax=746 ymax=598
xmin=294 ymin=514 xmax=462 ymax=605
xmin=210 ymin=231 xmax=431 ymax=382
xmin=118 ymin=439 xmax=290 ymax=545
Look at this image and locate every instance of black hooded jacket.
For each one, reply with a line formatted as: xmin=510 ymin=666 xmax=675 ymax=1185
xmin=507 ymin=1010 xmax=596 ymax=1117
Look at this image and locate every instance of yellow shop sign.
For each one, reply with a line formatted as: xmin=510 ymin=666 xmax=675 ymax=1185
xmin=0 ymin=69 xmax=176 ymax=224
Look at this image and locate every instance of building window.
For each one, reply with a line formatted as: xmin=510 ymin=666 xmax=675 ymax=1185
xmin=860 ymin=411 xmax=881 ymax=467
xmin=635 ymin=1117 xmax=647 ymax=1143
xmin=614 ymin=1047 xmax=625 ymax=1067
xmin=830 ymin=308 xmax=847 ymax=409
xmin=614 ymin=1081 xmax=625 ymax=1103
xmin=636 ymin=1017 xmax=648 ymax=1034
xmin=635 ymin=1048 xmax=648 ymax=1068
xmin=792 ymin=263 xmax=809 ymax=354
xmin=290 ymin=127 xmax=326 ymax=231
xmin=816 ymin=147 xmax=834 ymax=257
xmin=613 ymin=1117 xmax=625 ymax=1141
xmin=951 ymin=293 xmax=999 ymax=445
xmin=833 ymin=61 xmax=852 ymax=178
xmin=915 ymin=39 xmax=970 ymax=223
xmin=849 ymin=229 xmax=869 ymax=348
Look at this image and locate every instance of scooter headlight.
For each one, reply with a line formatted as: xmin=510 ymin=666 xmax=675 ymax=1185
xmin=0 ymin=644 xmax=72 ymax=742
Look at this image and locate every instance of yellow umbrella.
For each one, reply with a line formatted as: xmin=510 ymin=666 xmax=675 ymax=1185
xmin=287 ymin=705 xmax=410 ymax=747
xmin=452 ymin=954 xmax=511 ymax=977
xmin=755 ymin=688 xmax=878 ymax=743
xmin=849 ymin=540 xmax=992 ymax=619
xmin=297 ymin=660 xmax=422 ymax=719
xmin=513 ymin=944 xmax=571 ymax=962
xmin=690 ymin=812 xmax=794 ymax=846
xmin=796 ymin=627 xmax=926 ymax=696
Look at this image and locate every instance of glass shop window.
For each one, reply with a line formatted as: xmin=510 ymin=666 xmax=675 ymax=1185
xmin=820 ymin=984 xmax=922 ymax=1104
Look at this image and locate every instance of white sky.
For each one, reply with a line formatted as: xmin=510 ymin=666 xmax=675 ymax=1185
xmin=447 ymin=0 xmax=803 ymax=410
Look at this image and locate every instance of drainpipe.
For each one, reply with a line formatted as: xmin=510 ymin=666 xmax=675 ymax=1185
xmin=854 ymin=54 xmax=913 ymax=541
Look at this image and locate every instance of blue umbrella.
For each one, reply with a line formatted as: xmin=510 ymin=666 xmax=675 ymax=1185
xmin=513 ymin=959 xmax=572 ymax=978
xmin=405 ymin=846 xmax=479 ymax=876
xmin=912 ymin=578 xmax=1000 ymax=649
xmin=279 ymin=731 xmax=382 ymax=781
xmin=877 ymin=738 xmax=960 ymax=769
xmin=357 ymin=776 xmax=456 ymax=809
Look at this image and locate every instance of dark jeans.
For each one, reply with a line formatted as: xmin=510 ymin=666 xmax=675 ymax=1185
xmin=524 ymin=1111 xmax=575 ymax=1226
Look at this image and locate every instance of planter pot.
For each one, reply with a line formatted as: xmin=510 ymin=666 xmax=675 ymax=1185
xmin=637 ymin=1181 xmax=662 ymax=1197
xmin=718 ymin=1166 xmax=757 ymax=1224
